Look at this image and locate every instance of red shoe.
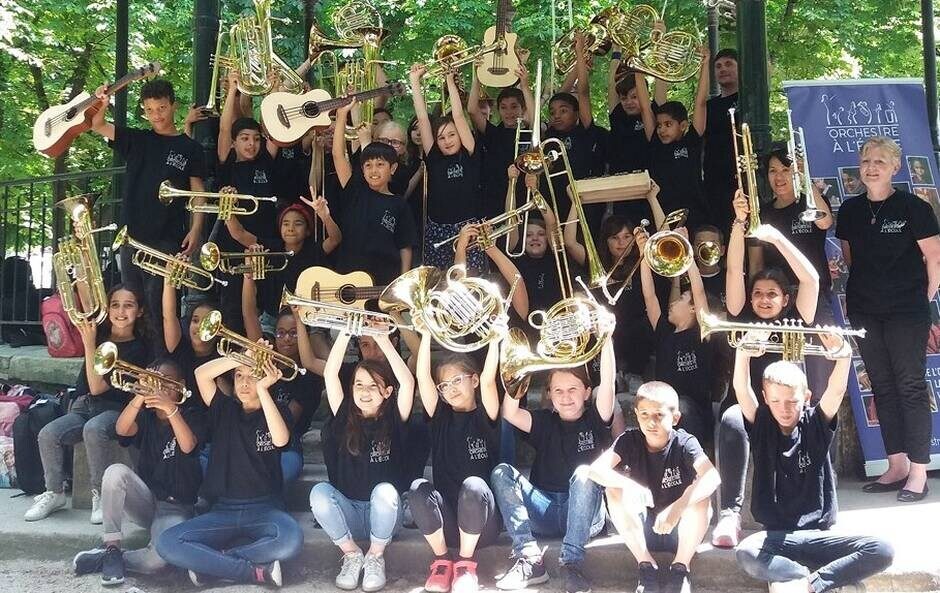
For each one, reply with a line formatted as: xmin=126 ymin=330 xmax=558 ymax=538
xmin=425 ymin=558 xmax=454 ymax=593
xmin=452 ymin=559 xmax=479 ymax=593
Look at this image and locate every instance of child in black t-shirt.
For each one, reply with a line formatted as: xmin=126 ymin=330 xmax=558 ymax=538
xmin=491 ymin=339 xmax=616 ymax=592
xmin=587 ymin=381 xmax=719 ymax=593
xmin=506 ymin=212 xmax=563 ymax=316
xmin=332 ymin=98 xmax=417 ymax=285
xmin=408 ymin=333 xmax=502 ymax=593
xmin=732 ymin=343 xmax=894 ymax=592
xmin=161 ymin=274 xmax=221 ymax=398
xmin=312 ymin=331 xmax=415 ymax=591
xmin=156 ymin=355 xmax=303 ymax=585
xmin=692 ymin=224 xmax=727 ymax=307
xmin=73 ymin=359 xmax=205 ymax=585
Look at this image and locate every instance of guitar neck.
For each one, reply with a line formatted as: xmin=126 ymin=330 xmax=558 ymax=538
xmin=349 ymin=285 xmax=388 ymax=299
xmin=320 ymin=87 xmax=394 ymax=113
xmin=495 ymin=0 xmax=510 ymax=37
xmin=75 ymin=67 xmax=156 ymax=113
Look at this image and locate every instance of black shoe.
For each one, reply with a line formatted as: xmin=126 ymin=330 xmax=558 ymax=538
xmin=100 ymin=546 xmax=125 ymax=586
xmin=562 ymin=563 xmax=592 ymax=593
xmin=663 ymin=563 xmax=691 ymax=593
xmin=897 ymin=484 xmax=929 ymax=503
xmin=495 ymin=555 xmax=549 ymax=590
xmin=862 ymin=479 xmax=906 ymax=493
xmin=635 ymin=561 xmax=661 ymax=593
xmin=72 ymin=547 xmax=106 ymax=575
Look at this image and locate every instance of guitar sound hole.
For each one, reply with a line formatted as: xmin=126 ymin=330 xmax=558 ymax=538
xmin=302 ymin=102 xmax=321 ymax=119
xmin=65 ymin=108 xmax=77 ymax=121
xmin=338 ymin=285 xmax=357 ymax=304
xmin=488 ymin=67 xmax=509 ymax=75
xmin=277 ymin=105 xmax=290 ymax=128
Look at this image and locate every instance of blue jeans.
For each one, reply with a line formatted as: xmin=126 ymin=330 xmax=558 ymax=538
xmin=490 ymin=463 xmax=606 ymax=565
xmin=310 ymin=482 xmax=402 ymax=546
xmin=736 ymin=530 xmax=894 ymax=593
xmin=199 ymin=445 xmax=302 ymax=486
xmin=155 ymin=497 xmax=304 ymax=582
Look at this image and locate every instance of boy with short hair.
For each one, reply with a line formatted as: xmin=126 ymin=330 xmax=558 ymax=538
xmin=732 ymin=341 xmax=895 ymax=593
xmin=587 ymin=381 xmax=720 ymax=593
xmin=703 ymin=48 xmax=740 ymax=230
xmin=332 ymin=98 xmax=416 ymax=284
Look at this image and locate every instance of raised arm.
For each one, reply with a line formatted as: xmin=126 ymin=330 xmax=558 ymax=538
xmin=467 ymin=69 xmax=489 ymax=133
xmin=195 ymin=355 xmax=241 ymax=407
xmin=732 ymin=347 xmax=760 ymax=424
xmin=76 ymin=322 xmax=109 ymax=396
xmin=691 ymin=46 xmax=710 ymax=136
xmin=410 ymin=64 xmax=435 ymax=154
xmin=501 ymin=390 xmax=532 ymax=432
xmin=574 ymin=33 xmax=593 ymax=128
xmin=518 ymin=62 xmax=534 ymax=126
xmin=751 ymin=224 xmax=819 ymax=323
xmin=217 ymin=70 xmax=239 ymax=162
xmin=256 ymin=360 xmax=291 ymax=447
xmin=479 ymin=338 xmax=501 ymax=421
xmin=115 ymin=394 xmax=146 ymax=438
xmin=305 ymin=194 xmax=342 ymax=254
xmin=636 ymin=229 xmax=662 ymax=328
xmin=162 ymin=270 xmax=183 ymax=353
xmin=446 ymin=72 xmax=476 ymax=154
xmin=90 ymin=86 xmax=116 ymax=141
xmin=416 ymin=332 xmax=439 ymax=417
xmin=817 ymin=336 xmax=852 ymax=422
xmin=596 ymin=334 xmax=617 ymax=423
xmin=324 ymin=332 xmax=351 ymax=415
xmin=331 ymin=99 xmax=356 ymax=188
xmin=607 ymin=47 xmax=622 ymax=113
xmin=634 ymin=72 xmax=656 ymax=141
xmin=241 ymin=263 xmax=264 ymax=342
xmin=485 ymin=244 xmax=528 ymax=319
xmin=563 ymin=203 xmax=587 ymax=266
xmin=374 ymin=333 xmax=415 ymax=422
xmin=725 ymin=190 xmax=749 ymax=316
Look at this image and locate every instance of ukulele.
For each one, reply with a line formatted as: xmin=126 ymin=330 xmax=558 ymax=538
xmin=260 ymin=82 xmax=407 ymax=146
xmin=33 ymin=62 xmax=162 ymax=158
xmin=294 ymin=267 xmax=389 ymax=310
xmin=476 ymin=0 xmax=520 ymax=88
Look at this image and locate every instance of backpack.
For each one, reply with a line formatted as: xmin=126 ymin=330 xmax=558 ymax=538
xmin=0 ymin=256 xmax=45 ymax=347
xmin=41 ymin=294 xmax=83 ymax=358
xmin=11 ymin=394 xmax=65 ymax=494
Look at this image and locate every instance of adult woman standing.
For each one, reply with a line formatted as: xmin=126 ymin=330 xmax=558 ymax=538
xmin=836 ymin=136 xmax=940 ymax=502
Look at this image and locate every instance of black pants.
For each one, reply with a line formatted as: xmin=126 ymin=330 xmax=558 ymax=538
xmin=718 ymin=403 xmax=748 ymax=513
xmin=852 ymin=312 xmax=932 ymax=464
xmin=407 ymin=477 xmax=500 ymax=550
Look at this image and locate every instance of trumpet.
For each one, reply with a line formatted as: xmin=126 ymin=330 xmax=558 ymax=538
xmin=52 ymin=195 xmax=116 ymax=325
xmin=786 ymin=109 xmax=826 ymax=222
xmin=697 ymin=310 xmax=866 ymax=362
xmin=433 ymin=192 xmax=549 ymax=252
xmin=281 ymin=288 xmax=409 ymax=337
xmin=199 ymin=242 xmax=292 ymax=280
xmin=199 ymin=310 xmax=305 ymax=380
xmin=158 ymin=181 xmax=277 ymax=221
xmin=94 ymin=342 xmax=191 ymax=405
xmin=729 ymin=107 xmax=760 ymax=237
xmin=112 ymin=226 xmax=228 ymax=291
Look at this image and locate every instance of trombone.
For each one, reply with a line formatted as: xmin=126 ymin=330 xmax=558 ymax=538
xmin=697 ymin=310 xmax=866 ymax=362
xmin=200 ymin=242 xmax=293 ymax=280
xmin=158 ymin=181 xmax=277 ymax=221
xmin=432 ymin=192 xmax=549 ymax=252
xmin=199 ymin=310 xmax=306 ymax=380
xmin=112 ymin=226 xmax=228 ymax=291
xmin=729 ymin=107 xmax=760 ymax=237
xmin=786 ymin=109 xmax=826 ymax=222
xmin=281 ymin=288 xmax=410 ymax=337
xmin=94 ymin=342 xmax=191 ymax=405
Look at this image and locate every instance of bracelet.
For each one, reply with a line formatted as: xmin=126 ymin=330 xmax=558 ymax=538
xmin=166 ymin=407 xmax=180 ymax=419
xmin=611 ymin=51 xmax=622 ymax=61
xmin=732 ymin=218 xmax=748 ymax=231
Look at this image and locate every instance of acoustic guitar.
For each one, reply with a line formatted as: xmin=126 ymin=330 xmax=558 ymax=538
xmin=33 ymin=62 xmax=162 ymax=158
xmin=293 ymin=267 xmax=388 ymax=310
xmin=475 ymin=0 xmax=520 ymax=88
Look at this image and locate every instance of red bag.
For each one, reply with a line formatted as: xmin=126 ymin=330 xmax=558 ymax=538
xmin=41 ymin=295 xmax=83 ymax=358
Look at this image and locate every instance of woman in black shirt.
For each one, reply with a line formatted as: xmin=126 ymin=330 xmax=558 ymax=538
xmin=312 ymin=331 xmax=415 ymax=591
xmin=836 ymin=136 xmax=940 ymax=502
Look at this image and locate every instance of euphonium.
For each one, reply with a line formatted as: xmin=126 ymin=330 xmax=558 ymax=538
xmin=624 ymin=27 xmax=702 ymax=83
xmin=200 ymin=242 xmax=292 ymax=280
xmin=552 ymin=21 xmax=611 ymax=75
xmin=786 ymin=109 xmax=826 ymax=222
xmin=52 ymin=195 xmax=116 ymax=325
xmin=281 ymin=288 xmax=409 ymax=337
xmin=199 ymin=310 xmax=305 ymax=380
xmin=729 ymin=107 xmax=760 ymax=237
xmin=433 ymin=192 xmax=549 ymax=252
xmin=94 ymin=341 xmax=191 ymax=404
xmin=158 ymin=181 xmax=277 ymax=221
xmin=697 ymin=310 xmax=866 ymax=362
xmin=112 ymin=226 xmax=228 ymax=291
xmin=228 ymin=13 xmax=273 ymax=95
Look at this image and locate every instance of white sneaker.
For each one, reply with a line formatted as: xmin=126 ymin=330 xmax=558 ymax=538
xmin=362 ymin=554 xmax=387 ymax=592
xmin=335 ymin=550 xmax=364 ymax=590
xmin=90 ymin=489 xmax=103 ymax=525
xmin=711 ymin=509 xmax=741 ymax=548
xmin=24 ymin=491 xmax=67 ymax=521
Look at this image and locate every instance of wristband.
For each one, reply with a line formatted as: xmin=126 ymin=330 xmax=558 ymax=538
xmin=166 ymin=406 xmax=180 ymax=419
xmin=611 ymin=51 xmax=622 ymax=61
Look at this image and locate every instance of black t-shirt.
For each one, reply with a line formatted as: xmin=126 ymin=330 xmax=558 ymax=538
xmin=113 ymin=127 xmax=207 ymax=244
xmin=390 ymin=159 xmax=420 ymax=198
xmin=654 ymin=317 xmax=712 ymax=412
xmin=77 ymin=337 xmax=153 ymax=411
xmin=612 ymin=428 xmax=705 ymax=512
xmin=119 ymin=406 xmax=207 ymax=504
xmin=516 ymin=253 xmax=562 ymax=313
xmin=525 ymin=406 xmax=612 ymax=493
xmin=749 ymin=404 xmax=837 ymax=530
xmin=730 ymin=308 xmax=785 ymax=399
xmin=429 ymin=402 xmax=500 ymax=505
xmin=425 ymin=145 xmax=484 ymax=224
xmin=333 ymin=178 xmax=417 ymax=284
xmin=605 ymin=275 xmax=669 ymax=374
xmin=703 ymin=93 xmax=739 ymax=224
xmin=835 ymin=190 xmax=939 ymax=318
xmin=699 ymin=267 xmax=727 ymax=309
xmin=269 ymin=372 xmax=322 ymax=438
xmin=168 ymin=336 xmax=218 ymax=402
xmin=256 ymin=239 xmax=327 ymax=316
xmin=323 ymin=398 xmax=407 ymax=500
xmin=649 ymin=128 xmax=708 ymax=227
xmin=762 ymin=193 xmax=833 ymax=294
xmin=542 ymin=124 xmax=607 ymax=230
xmin=608 ymin=104 xmax=650 ymax=175
xmin=273 ymin=144 xmax=312 ymax=206
xmin=215 ymin=149 xmax=280 ymax=250
xmin=202 ymin=391 xmax=291 ymax=500
xmin=482 ymin=121 xmax=527 ymax=219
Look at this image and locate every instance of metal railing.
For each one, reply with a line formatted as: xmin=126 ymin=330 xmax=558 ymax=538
xmin=0 ymin=168 xmax=126 ymax=336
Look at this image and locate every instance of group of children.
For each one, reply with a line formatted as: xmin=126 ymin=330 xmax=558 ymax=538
xmin=21 ymin=19 xmax=917 ymax=593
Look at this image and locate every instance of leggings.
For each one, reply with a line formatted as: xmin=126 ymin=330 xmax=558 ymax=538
xmin=406 ymin=477 xmax=500 ymax=549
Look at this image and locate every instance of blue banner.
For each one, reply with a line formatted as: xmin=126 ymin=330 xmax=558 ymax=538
xmin=783 ymin=79 xmax=940 ymax=476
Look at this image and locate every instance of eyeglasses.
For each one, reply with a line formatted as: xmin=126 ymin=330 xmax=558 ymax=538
xmin=436 ymin=374 xmax=472 ymax=394
xmin=275 ymin=329 xmax=298 ymax=339
xmin=377 ymin=137 xmax=405 ymax=147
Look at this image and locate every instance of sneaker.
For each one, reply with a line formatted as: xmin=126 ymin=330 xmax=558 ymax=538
xmin=663 ymin=563 xmax=690 ymax=593
xmin=73 ymin=547 xmax=106 ymax=575
xmin=100 ymin=546 xmax=125 ymax=586
xmin=253 ymin=560 xmax=282 ymax=587
xmin=562 ymin=563 xmax=593 ymax=593
xmin=362 ymin=554 xmax=387 ymax=592
xmin=635 ymin=561 xmax=661 ymax=593
xmin=452 ymin=559 xmax=479 ymax=593
xmin=711 ymin=509 xmax=741 ymax=548
xmin=496 ymin=556 xmax=548 ymax=590
xmin=90 ymin=489 xmax=103 ymax=525
xmin=425 ymin=558 xmax=454 ymax=593
xmin=401 ymin=497 xmax=416 ymax=528
xmin=24 ymin=491 xmax=67 ymax=521
xmin=335 ymin=550 xmax=364 ymax=590
xmin=189 ymin=570 xmax=208 ymax=587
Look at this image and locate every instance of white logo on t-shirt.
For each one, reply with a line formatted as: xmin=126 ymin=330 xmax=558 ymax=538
xmin=281 ymin=147 xmax=295 ymax=159
xmin=880 ymin=220 xmax=906 ymax=234
xmin=166 ymin=151 xmax=189 ymax=171
xmin=790 ymin=218 xmax=813 ymax=235
xmin=447 ymin=163 xmax=464 ymax=179
xmin=661 ymin=466 xmax=682 ymax=489
xmin=798 ymin=449 xmax=812 ymax=473
xmin=562 ymin=136 xmax=573 ymax=150
xmin=162 ymin=437 xmax=177 ymax=460
xmin=253 ymin=169 xmax=269 ymax=184
xmin=381 ymin=210 xmax=397 ymax=233
xmin=634 ymin=121 xmax=645 ymax=131
xmin=370 ymin=439 xmax=390 ymax=464
xmin=676 ymin=351 xmax=698 ymax=372
xmin=467 ymin=436 xmax=489 ymax=460
xmin=673 ymin=147 xmax=689 ymax=159
xmin=577 ymin=430 xmax=596 ymax=453
xmin=256 ymin=429 xmax=275 ymax=452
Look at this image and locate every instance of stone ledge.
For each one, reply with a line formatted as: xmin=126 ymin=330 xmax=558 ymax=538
xmin=0 ymin=344 xmax=82 ymax=388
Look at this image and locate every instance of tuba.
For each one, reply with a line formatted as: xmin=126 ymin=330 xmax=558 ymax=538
xmin=199 ymin=310 xmax=305 ymax=380
xmin=158 ymin=181 xmax=277 ymax=221
xmin=786 ymin=109 xmax=826 ymax=222
xmin=730 ymin=107 xmax=760 ymax=236
xmin=52 ymin=195 xmax=116 ymax=325
xmin=112 ymin=226 xmax=228 ymax=291
xmin=697 ymin=310 xmax=866 ymax=362
xmin=282 ymin=288 xmax=409 ymax=337
xmin=94 ymin=342 xmax=191 ymax=404
xmin=200 ymin=242 xmax=292 ymax=280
